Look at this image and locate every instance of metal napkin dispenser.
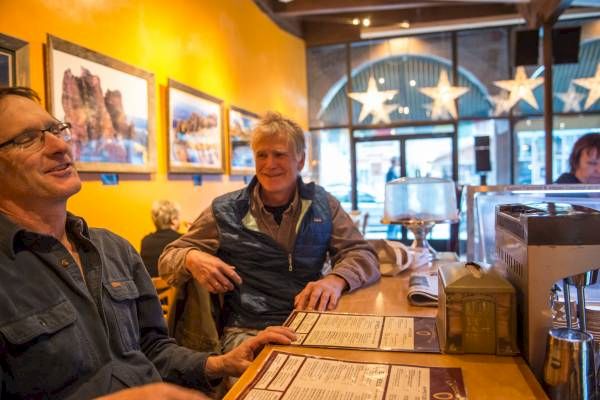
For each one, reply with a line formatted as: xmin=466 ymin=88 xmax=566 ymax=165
xmin=437 ymin=261 xmax=518 ymax=355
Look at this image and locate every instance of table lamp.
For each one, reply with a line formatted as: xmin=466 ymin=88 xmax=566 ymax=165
xmin=382 ymin=177 xmax=459 ymax=259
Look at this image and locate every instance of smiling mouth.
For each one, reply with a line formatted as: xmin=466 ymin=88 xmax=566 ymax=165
xmin=46 ymin=162 xmax=73 ymax=173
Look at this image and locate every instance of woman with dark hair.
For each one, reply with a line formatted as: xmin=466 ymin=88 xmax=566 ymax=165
xmin=555 ymin=132 xmax=600 ymax=184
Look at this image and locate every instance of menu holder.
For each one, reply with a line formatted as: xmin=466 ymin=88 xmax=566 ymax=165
xmin=233 ymin=350 xmax=467 ymax=400
xmin=283 ymin=310 xmax=440 ymax=353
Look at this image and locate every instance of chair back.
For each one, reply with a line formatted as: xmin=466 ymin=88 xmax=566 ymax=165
xmin=151 ymin=277 xmax=175 ymax=320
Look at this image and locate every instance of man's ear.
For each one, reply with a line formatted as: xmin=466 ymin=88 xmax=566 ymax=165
xmin=297 ymin=152 xmax=306 ymax=172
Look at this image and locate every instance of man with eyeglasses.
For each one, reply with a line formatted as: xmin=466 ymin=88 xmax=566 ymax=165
xmin=0 ymin=87 xmax=295 ymax=399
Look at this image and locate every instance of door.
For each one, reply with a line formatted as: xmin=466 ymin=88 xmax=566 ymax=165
xmin=354 ymin=134 xmax=455 ymax=245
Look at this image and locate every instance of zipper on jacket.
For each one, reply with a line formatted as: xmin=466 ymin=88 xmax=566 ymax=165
xmin=288 ymin=253 xmax=293 ymax=272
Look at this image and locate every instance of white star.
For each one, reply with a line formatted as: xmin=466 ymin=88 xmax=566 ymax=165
xmin=348 ymin=77 xmax=399 ymax=124
xmin=418 ymin=70 xmax=469 ymax=119
xmin=555 ymin=83 xmax=585 ymax=113
xmin=489 ymin=92 xmax=512 ymax=116
xmin=573 ymin=63 xmax=600 ymax=110
xmin=493 ymin=66 xmax=544 ymax=110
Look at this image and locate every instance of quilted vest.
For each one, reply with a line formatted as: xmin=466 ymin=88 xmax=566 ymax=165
xmin=212 ymin=177 xmax=332 ymax=328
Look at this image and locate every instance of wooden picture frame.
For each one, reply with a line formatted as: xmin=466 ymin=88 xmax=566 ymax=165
xmin=0 ymin=32 xmax=30 ymax=87
xmin=167 ymin=79 xmax=225 ymax=174
xmin=228 ymin=106 xmax=259 ymax=176
xmin=46 ymin=34 xmax=156 ymax=173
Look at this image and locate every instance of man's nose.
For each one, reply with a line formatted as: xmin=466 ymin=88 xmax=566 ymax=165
xmin=44 ymin=131 xmax=72 ymax=153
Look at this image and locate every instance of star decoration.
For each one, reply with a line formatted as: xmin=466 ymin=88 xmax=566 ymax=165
xmin=488 ymin=92 xmax=512 ymax=116
xmin=418 ymin=70 xmax=469 ymax=119
xmin=555 ymin=83 xmax=585 ymax=113
xmin=573 ymin=63 xmax=600 ymax=110
xmin=493 ymin=66 xmax=544 ymax=110
xmin=348 ymin=76 xmax=399 ymax=124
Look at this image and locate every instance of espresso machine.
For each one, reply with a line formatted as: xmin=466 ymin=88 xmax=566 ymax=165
xmin=495 ymin=202 xmax=600 ymax=380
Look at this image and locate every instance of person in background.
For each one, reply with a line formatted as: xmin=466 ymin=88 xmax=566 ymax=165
xmin=555 ymin=132 xmax=600 ymax=184
xmin=385 ymin=156 xmax=400 ymax=183
xmin=0 ymin=86 xmax=295 ymax=399
xmin=385 ymin=156 xmax=400 ymax=239
xmin=159 ymin=111 xmax=380 ymax=355
xmin=141 ymin=200 xmax=182 ymax=277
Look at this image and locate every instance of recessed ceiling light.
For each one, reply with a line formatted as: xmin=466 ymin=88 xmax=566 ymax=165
xmin=278 ymin=0 xmax=294 ymax=3
xmin=362 ymin=18 xmax=371 ymax=27
xmin=352 ymin=18 xmax=360 ymax=26
xmin=400 ymin=20 xmax=410 ymax=29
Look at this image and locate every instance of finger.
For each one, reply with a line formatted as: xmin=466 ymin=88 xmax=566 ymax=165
xmin=264 ymin=326 xmax=297 ymax=341
xmin=307 ymin=288 xmax=322 ymax=311
xmin=220 ymin=265 xmax=243 ymax=285
xmin=248 ymin=330 xmax=295 ymax=352
xmin=213 ymin=272 xmax=235 ymax=291
xmin=317 ymin=292 xmax=331 ymax=312
xmin=327 ymin=293 xmax=339 ymax=310
xmin=294 ymin=290 xmax=308 ymax=310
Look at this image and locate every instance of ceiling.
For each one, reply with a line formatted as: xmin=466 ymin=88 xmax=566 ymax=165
xmin=254 ymin=0 xmax=600 ymax=46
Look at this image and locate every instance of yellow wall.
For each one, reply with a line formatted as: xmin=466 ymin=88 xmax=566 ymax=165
xmin=0 ymin=0 xmax=307 ymax=249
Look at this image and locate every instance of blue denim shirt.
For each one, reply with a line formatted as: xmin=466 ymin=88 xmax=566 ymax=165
xmin=0 ymin=213 xmax=213 ymax=399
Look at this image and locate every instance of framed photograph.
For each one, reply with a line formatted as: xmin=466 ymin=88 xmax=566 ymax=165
xmin=0 ymin=48 xmax=10 ymax=87
xmin=46 ymin=35 xmax=155 ymax=173
xmin=228 ymin=106 xmax=259 ymax=175
xmin=167 ymin=79 xmax=225 ymax=174
xmin=0 ymin=32 xmax=29 ymax=87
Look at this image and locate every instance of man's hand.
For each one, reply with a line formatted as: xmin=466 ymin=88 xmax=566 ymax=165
xmin=205 ymin=326 xmax=296 ymax=378
xmin=95 ymin=383 xmax=209 ymax=399
xmin=185 ymin=249 xmax=242 ymax=293
xmin=294 ymin=275 xmax=348 ymax=312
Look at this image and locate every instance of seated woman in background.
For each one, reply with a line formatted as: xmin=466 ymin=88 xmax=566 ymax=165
xmin=555 ymin=132 xmax=600 ymax=184
xmin=141 ymin=200 xmax=182 ymax=277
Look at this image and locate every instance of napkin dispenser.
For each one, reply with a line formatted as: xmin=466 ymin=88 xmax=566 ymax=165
xmin=437 ymin=261 xmax=518 ymax=355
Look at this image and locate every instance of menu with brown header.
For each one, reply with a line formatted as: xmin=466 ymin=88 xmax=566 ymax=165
xmin=283 ymin=310 xmax=440 ymax=353
xmin=233 ymin=351 xmax=466 ymax=400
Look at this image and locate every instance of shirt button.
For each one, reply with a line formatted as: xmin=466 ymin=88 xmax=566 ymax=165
xmin=60 ymin=259 xmax=70 ymax=267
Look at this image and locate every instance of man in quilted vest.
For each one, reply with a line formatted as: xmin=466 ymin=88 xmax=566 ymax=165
xmin=160 ymin=111 xmax=380 ymax=353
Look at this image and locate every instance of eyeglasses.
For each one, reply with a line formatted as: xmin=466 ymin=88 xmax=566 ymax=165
xmin=0 ymin=122 xmax=72 ymax=152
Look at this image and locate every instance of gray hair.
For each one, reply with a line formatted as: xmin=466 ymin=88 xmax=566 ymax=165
xmin=151 ymin=200 xmax=180 ymax=230
xmin=250 ymin=111 xmax=305 ymax=157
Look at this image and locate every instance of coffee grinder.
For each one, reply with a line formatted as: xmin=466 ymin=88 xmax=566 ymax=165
xmin=495 ymin=202 xmax=600 ymax=379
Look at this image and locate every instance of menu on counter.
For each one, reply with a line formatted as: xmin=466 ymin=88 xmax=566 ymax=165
xmin=233 ymin=350 xmax=467 ymax=400
xmin=283 ymin=311 xmax=440 ymax=353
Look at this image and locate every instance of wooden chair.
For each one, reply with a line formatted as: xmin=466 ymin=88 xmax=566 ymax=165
xmin=151 ymin=277 xmax=175 ymax=320
xmin=349 ymin=209 xmax=369 ymax=236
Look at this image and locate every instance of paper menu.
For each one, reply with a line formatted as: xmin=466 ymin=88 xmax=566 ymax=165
xmin=284 ymin=310 xmax=440 ymax=353
xmin=233 ymin=351 xmax=467 ymax=400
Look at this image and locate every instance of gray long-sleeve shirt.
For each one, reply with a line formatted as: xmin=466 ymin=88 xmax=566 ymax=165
xmin=0 ymin=213 xmax=214 ymax=399
xmin=159 ymin=182 xmax=380 ymax=293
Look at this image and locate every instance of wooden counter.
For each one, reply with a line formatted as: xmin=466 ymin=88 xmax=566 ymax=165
xmin=224 ymin=264 xmax=548 ymax=399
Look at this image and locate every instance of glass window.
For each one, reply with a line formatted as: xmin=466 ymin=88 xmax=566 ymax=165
xmin=348 ymin=34 xmax=453 ymax=124
xmin=514 ymin=114 xmax=600 ymax=184
xmin=307 ymin=45 xmax=349 ymax=127
xmin=457 ymin=119 xmax=511 ymax=185
xmin=355 ymin=140 xmax=400 ymax=238
xmin=305 ymin=128 xmax=352 ymax=196
xmin=457 ymin=28 xmax=510 ymax=118
xmin=552 ymin=19 xmax=600 ymax=114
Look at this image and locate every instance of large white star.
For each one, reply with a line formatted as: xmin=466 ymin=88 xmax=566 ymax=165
xmin=489 ymin=92 xmax=512 ymax=116
xmin=493 ymin=66 xmax=544 ymax=110
xmin=348 ymin=77 xmax=398 ymax=124
xmin=418 ymin=70 xmax=469 ymax=119
xmin=555 ymin=83 xmax=585 ymax=113
xmin=573 ymin=64 xmax=600 ymax=110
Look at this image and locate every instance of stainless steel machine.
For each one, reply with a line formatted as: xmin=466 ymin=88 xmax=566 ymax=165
xmin=495 ymin=202 xmax=600 ymax=379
